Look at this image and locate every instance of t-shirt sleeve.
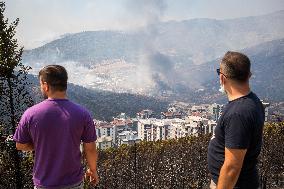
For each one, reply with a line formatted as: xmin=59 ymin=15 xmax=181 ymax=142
xmin=13 ymin=111 xmax=32 ymax=144
xmin=81 ymin=111 xmax=97 ymax=143
xmin=224 ymin=113 xmax=251 ymax=149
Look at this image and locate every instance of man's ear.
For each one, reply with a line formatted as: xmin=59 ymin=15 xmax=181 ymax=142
xmin=220 ymin=74 xmax=225 ymax=85
xmin=42 ymin=82 xmax=49 ymax=92
xmin=45 ymin=83 xmax=50 ymax=92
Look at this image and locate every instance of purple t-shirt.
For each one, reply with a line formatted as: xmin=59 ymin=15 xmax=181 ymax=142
xmin=13 ymin=99 xmax=97 ymax=188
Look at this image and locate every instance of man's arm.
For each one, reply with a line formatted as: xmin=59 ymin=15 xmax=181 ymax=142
xmin=217 ymin=147 xmax=247 ymax=189
xmin=83 ymin=141 xmax=99 ymax=185
xmin=16 ymin=142 xmax=34 ymax=151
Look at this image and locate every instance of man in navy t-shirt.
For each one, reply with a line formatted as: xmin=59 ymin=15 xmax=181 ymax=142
xmin=207 ymin=52 xmax=265 ymax=189
xmin=13 ymin=65 xmax=99 ymax=188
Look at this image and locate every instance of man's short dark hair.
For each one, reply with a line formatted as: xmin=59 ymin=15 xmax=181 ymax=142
xmin=221 ymin=51 xmax=251 ymax=83
xmin=39 ymin=65 xmax=68 ymax=91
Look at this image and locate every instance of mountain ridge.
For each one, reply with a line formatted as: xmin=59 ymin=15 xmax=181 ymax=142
xmin=22 ymin=10 xmax=284 ymax=66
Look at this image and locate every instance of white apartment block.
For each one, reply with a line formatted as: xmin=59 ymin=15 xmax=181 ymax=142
xmin=95 ymin=121 xmax=116 ymax=146
xmin=206 ymin=120 xmax=217 ymax=134
xmin=118 ymin=130 xmax=141 ymax=145
xmin=169 ymin=119 xmax=187 ymax=139
xmin=184 ymin=116 xmax=217 ymax=136
xmin=262 ymin=101 xmax=270 ymax=122
xmin=208 ymin=103 xmax=223 ymax=121
xmin=96 ymin=135 xmax=112 ymax=150
xmin=190 ymin=105 xmax=207 ymax=113
xmin=137 ymin=118 xmax=209 ymax=141
xmin=137 ymin=119 xmax=172 ymax=142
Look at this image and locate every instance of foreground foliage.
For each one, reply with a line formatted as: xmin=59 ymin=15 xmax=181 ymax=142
xmin=0 ymin=122 xmax=283 ymax=189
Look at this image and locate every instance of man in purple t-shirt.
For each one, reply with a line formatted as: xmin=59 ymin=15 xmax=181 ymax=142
xmin=13 ymin=65 xmax=99 ymax=189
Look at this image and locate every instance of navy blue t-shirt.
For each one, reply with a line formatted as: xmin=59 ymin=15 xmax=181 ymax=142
xmin=207 ymin=92 xmax=265 ymax=188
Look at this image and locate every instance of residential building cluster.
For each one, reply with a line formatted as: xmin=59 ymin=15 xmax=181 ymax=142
xmin=95 ymin=101 xmax=270 ymax=150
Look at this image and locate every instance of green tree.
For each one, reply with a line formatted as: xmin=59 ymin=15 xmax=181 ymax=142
xmin=0 ymin=1 xmax=34 ymax=188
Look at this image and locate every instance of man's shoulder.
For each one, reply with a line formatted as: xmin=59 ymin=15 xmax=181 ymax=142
xmin=24 ymin=100 xmax=91 ymax=119
xmin=23 ymin=100 xmax=49 ymax=117
xmin=223 ymin=94 xmax=263 ymax=128
xmin=229 ymin=93 xmax=261 ymax=114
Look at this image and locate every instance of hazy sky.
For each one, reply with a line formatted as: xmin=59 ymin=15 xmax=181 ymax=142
xmin=5 ymin=0 xmax=284 ymax=49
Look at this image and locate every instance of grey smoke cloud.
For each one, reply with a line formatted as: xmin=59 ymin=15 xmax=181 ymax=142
xmin=126 ymin=0 xmax=167 ymax=24
xmin=6 ymin=0 xmax=284 ymax=49
xmin=125 ymin=0 xmax=182 ymax=92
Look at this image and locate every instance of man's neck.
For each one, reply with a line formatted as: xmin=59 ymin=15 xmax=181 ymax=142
xmin=227 ymin=84 xmax=251 ymax=101
xmin=47 ymin=91 xmax=67 ymax=99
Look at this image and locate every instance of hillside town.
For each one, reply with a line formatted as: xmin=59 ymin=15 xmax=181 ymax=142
xmin=95 ymin=101 xmax=271 ymax=150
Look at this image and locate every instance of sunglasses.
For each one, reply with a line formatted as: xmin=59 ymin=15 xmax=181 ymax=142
xmin=216 ymin=68 xmax=227 ymax=78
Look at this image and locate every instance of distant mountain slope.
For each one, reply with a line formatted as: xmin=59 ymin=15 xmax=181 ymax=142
xmin=22 ymin=11 xmax=284 ymax=103
xmin=67 ymin=84 xmax=169 ymax=121
xmin=25 ymin=40 xmax=284 ymax=105
xmin=23 ymin=10 xmax=284 ymax=66
xmin=23 ymin=31 xmax=143 ymax=65
xmin=28 ymin=75 xmax=169 ymax=121
xmin=245 ymin=39 xmax=284 ymax=101
xmin=198 ymin=38 xmax=284 ymax=103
